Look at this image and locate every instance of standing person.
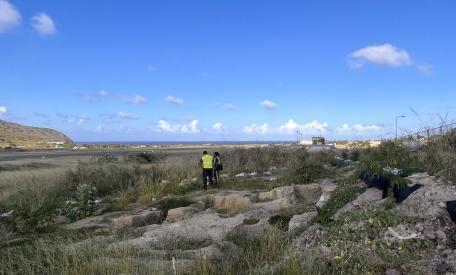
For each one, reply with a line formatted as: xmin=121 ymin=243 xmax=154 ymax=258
xmin=200 ymin=151 xmax=213 ymax=190
xmin=213 ymin=152 xmax=223 ymax=184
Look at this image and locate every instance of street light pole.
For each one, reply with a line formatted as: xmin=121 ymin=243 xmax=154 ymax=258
xmin=395 ymin=115 xmax=406 ymax=140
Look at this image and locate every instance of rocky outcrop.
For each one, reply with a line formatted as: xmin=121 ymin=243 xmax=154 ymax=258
xmin=288 ymin=212 xmax=317 ymax=232
xmin=62 ymin=208 xmax=164 ymax=230
xmin=333 ymin=188 xmax=385 ymax=219
xmin=315 ymin=179 xmax=337 ymax=210
xmin=396 ymin=173 xmax=456 ymax=220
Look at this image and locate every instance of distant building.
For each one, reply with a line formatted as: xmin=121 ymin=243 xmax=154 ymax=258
xmin=312 ymin=136 xmax=325 ymax=145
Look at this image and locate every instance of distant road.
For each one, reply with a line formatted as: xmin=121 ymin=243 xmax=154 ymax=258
xmin=0 ymin=146 xmax=219 ymax=162
xmin=0 ymin=149 xmax=156 ymax=162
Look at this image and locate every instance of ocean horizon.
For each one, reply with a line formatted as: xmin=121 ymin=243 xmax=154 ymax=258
xmin=76 ymin=141 xmax=296 ymax=146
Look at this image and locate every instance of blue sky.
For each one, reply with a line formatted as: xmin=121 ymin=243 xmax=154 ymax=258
xmin=1 ymin=0 xmax=455 ymax=141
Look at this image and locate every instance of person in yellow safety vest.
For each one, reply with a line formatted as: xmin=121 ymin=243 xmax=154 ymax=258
xmin=200 ymin=151 xmax=213 ymax=190
xmin=213 ymin=152 xmax=223 ymax=185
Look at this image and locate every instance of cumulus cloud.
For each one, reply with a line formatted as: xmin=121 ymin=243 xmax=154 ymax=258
xmin=165 ymin=95 xmax=184 ymax=105
xmin=244 ymin=123 xmax=270 ymax=135
xmin=31 ymin=13 xmax=56 ymax=35
xmin=348 ymin=44 xmax=412 ymax=69
xmin=336 ymin=123 xmax=383 ymax=135
xmin=127 ymin=95 xmax=147 ymax=105
xmin=243 ymin=119 xmax=328 ymax=135
xmin=0 ymin=105 xmax=6 ymax=116
xmin=212 ymin=122 xmax=224 ymax=132
xmin=260 ymin=100 xmax=278 ymax=110
xmin=117 ymin=112 xmax=139 ymax=120
xmin=157 ymin=119 xmax=200 ymax=133
xmin=278 ymin=119 xmax=328 ymax=135
xmin=225 ymin=103 xmax=236 ymax=111
xmin=0 ymin=0 xmax=20 ymax=33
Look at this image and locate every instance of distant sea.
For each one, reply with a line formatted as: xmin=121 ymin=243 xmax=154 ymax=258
xmin=77 ymin=141 xmax=295 ymax=146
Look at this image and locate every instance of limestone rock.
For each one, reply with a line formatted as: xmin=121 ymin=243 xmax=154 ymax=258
xmin=288 ymin=212 xmax=317 ymax=232
xmin=166 ymin=206 xmax=199 ymax=222
xmin=333 ymin=188 xmax=385 ymax=219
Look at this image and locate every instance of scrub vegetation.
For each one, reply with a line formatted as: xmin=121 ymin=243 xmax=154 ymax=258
xmin=1 ymin=133 xmax=455 ymax=274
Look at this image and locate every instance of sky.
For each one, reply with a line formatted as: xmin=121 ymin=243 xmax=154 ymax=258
xmin=1 ymin=0 xmax=456 ymax=142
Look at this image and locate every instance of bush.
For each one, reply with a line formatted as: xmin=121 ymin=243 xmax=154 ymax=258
xmin=287 ymin=149 xmax=330 ymax=184
xmin=7 ymin=185 xmax=63 ymax=233
xmin=221 ymin=147 xmax=290 ymax=173
xmin=64 ymin=183 xmax=97 ymax=222
xmin=358 ymin=141 xmax=422 ymax=176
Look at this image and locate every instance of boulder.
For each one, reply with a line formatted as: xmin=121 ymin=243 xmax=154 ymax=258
xmin=166 ymin=206 xmax=199 ymax=222
xmin=396 ymin=175 xmax=456 ymax=220
xmin=231 ymin=218 xmax=272 ymax=240
xmin=315 ymin=179 xmax=337 ymax=210
xmin=333 ymin=188 xmax=385 ymax=219
xmin=212 ymin=191 xmax=253 ymax=211
xmin=112 ymin=209 xmax=164 ymax=228
xmin=288 ymin=212 xmax=317 ymax=232
xmin=258 ymin=186 xmax=297 ymax=203
xmin=120 ymin=211 xmax=246 ymax=249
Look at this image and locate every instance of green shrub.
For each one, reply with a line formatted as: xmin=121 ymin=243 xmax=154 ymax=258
xmin=64 ymin=183 xmax=97 ymax=222
xmin=287 ymin=149 xmax=330 ymax=184
xmin=358 ymin=141 xmax=422 ymax=176
xmin=7 ymin=185 xmax=63 ymax=233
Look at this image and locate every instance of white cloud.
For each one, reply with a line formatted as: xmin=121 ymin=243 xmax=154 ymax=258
xmin=165 ymin=95 xmax=184 ymax=105
xmin=417 ymin=64 xmax=433 ymax=75
xmin=127 ymin=95 xmax=147 ymax=105
xmin=260 ymin=100 xmax=278 ymax=110
xmin=117 ymin=111 xmax=139 ymax=120
xmin=244 ymin=123 xmax=270 ymax=135
xmin=157 ymin=119 xmax=200 ymax=133
xmin=0 ymin=105 xmax=6 ymax=116
xmin=349 ymin=44 xmax=412 ymax=69
xmin=31 ymin=13 xmax=56 ymax=35
xmin=278 ymin=119 xmax=328 ymax=135
xmin=99 ymin=90 xmax=108 ymax=97
xmin=243 ymin=119 xmax=328 ymax=135
xmin=336 ymin=123 xmax=383 ymax=135
xmin=212 ymin=122 xmax=224 ymax=132
xmin=0 ymin=0 xmax=20 ymax=33
xmin=225 ymin=103 xmax=236 ymax=111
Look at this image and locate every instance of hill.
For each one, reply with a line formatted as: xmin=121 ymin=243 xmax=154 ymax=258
xmin=0 ymin=119 xmax=73 ymax=149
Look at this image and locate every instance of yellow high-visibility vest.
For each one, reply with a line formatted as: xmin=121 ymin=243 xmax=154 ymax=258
xmin=202 ymin=155 xmax=213 ymax=169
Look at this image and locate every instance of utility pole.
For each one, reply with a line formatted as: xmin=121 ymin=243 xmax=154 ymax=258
xmin=395 ymin=115 xmax=406 ymax=140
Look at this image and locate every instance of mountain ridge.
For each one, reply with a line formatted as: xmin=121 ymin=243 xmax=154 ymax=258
xmin=0 ymin=119 xmax=73 ymax=149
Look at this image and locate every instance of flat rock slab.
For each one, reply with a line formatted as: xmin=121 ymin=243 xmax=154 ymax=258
xmin=122 ymin=211 xmax=246 ymax=249
xmin=62 ymin=209 xmax=164 ymax=231
xmin=333 ymin=188 xmax=385 ymax=219
xmin=166 ymin=206 xmax=199 ymax=222
xmin=288 ymin=212 xmax=317 ymax=232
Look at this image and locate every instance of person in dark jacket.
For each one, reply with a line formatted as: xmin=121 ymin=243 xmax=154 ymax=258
xmin=213 ymin=152 xmax=223 ymax=185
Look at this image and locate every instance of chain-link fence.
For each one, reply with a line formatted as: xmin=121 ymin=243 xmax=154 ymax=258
xmin=398 ymin=122 xmax=456 ymax=147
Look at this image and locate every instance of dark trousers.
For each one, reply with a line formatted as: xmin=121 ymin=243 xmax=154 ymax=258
xmin=213 ymin=168 xmax=221 ymax=183
xmin=202 ymin=169 xmax=213 ymax=190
